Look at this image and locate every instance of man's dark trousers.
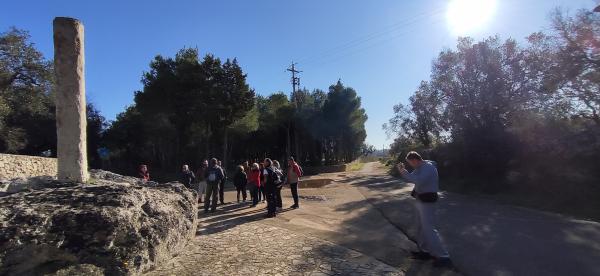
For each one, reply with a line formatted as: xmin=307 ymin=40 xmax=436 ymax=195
xmin=289 ymin=182 xmax=299 ymax=206
xmin=265 ymin=186 xmax=276 ymax=215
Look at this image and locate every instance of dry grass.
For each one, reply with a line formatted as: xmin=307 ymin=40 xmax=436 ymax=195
xmin=346 ymin=161 xmax=365 ymax=171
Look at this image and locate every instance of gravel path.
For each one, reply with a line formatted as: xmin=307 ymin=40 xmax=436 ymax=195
xmin=146 ymin=220 xmax=402 ymax=276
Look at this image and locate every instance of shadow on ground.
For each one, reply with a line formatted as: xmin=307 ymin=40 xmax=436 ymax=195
xmin=345 ymin=172 xmax=600 ymax=276
xmin=192 ymin=163 xmax=600 ymax=276
xmin=197 ymin=202 xmax=293 ymax=236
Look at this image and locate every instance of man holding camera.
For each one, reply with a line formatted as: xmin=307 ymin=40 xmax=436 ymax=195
xmin=397 ymin=151 xmax=452 ymax=268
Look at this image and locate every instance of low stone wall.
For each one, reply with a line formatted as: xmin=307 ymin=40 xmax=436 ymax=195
xmin=0 ymin=153 xmax=57 ymax=180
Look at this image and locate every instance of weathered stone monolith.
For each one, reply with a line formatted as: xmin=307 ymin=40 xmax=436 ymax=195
xmin=53 ymin=17 xmax=88 ymax=182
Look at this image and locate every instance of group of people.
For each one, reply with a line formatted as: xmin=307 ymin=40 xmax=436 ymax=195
xmin=139 ymin=151 xmax=452 ymax=268
xmin=140 ymin=156 xmax=303 ymax=217
xmin=233 ymin=157 xmax=303 ymax=217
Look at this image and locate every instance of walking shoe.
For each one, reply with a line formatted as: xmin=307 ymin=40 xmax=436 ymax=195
xmin=210 ymin=209 xmax=216 ymax=213
xmin=264 ymin=213 xmax=275 ymax=218
xmin=290 ymin=204 xmax=299 ymax=209
xmin=203 ymin=209 xmax=209 ymax=214
xmin=432 ymin=257 xmax=453 ymax=268
xmin=410 ymin=251 xmax=434 ymax=260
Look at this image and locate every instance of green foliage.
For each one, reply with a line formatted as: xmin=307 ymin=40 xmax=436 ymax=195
xmin=0 ymin=27 xmax=55 ymax=154
xmin=243 ymin=84 xmax=367 ymax=166
xmin=106 ymin=55 xmax=368 ymax=176
xmin=320 ymin=81 xmax=368 ymax=164
xmin=385 ymin=10 xmax=600 ymax=201
xmin=105 ymin=48 xmax=256 ymax=174
xmin=0 ymin=27 xmax=107 ymax=166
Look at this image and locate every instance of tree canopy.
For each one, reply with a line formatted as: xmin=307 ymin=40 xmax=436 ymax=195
xmin=0 ymin=28 xmax=105 ymax=163
xmin=384 ymin=9 xmax=600 ymax=199
xmin=102 ymin=50 xmax=368 ymax=178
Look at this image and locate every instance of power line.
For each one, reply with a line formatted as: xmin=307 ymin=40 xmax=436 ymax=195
xmin=295 ymin=7 xmax=446 ymax=66
xmin=302 ymin=16 xmax=446 ymax=69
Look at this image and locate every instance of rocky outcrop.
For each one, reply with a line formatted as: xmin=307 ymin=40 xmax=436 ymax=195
xmin=0 ymin=170 xmax=197 ymax=275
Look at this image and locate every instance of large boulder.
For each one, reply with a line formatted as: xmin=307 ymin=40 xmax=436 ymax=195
xmin=0 ymin=171 xmax=197 ymax=275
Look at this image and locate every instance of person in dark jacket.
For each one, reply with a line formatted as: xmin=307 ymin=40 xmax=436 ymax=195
xmin=234 ymin=165 xmax=248 ymax=202
xmin=204 ymin=158 xmax=224 ymax=213
xmin=179 ymin=164 xmax=195 ymax=189
xmin=262 ymin=158 xmax=278 ymax=218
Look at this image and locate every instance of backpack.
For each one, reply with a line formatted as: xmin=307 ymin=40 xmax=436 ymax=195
xmin=208 ymin=169 xmax=217 ymax=182
xmin=274 ymin=168 xmax=283 ymax=185
xmin=267 ymin=167 xmax=281 ymax=186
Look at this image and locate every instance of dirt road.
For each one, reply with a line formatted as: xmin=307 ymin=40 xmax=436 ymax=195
xmin=150 ymin=162 xmax=600 ymax=276
xmin=351 ymin=162 xmax=600 ymax=276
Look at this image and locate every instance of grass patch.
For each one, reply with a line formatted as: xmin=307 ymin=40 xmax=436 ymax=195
xmin=346 ymin=161 xmax=365 ymax=171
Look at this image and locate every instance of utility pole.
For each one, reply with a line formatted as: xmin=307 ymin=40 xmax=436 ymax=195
xmin=287 ymin=62 xmax=302 ymax=160
xmin=287 ymin=62 xmax=302 ymax=107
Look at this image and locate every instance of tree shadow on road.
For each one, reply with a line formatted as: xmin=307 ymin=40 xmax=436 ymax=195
xmin=342 ymin=171 xmax=600 ymax=276
xmin=327 ymin=184 xmax=461 ymax=276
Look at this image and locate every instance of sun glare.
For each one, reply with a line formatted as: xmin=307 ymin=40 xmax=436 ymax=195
xmin=446 ymin=0 xmax=497 ymax=36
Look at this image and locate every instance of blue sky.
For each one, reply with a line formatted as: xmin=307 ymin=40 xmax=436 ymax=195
xmin=1 ymin=0 xmax=595 ymax=149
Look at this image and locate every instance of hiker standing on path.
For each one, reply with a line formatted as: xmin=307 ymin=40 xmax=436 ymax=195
xmin=204 ymin=158 xmax=224 ymax=213
xmin=217 ymin=160 xmax=227 ymax=205
xmin=248 ymin=163 xmax=261 ymax=207
xmin=179 ymin=164 xmax=195 ymax=189
xmin=263 ymin=158 xmax=279 ymax=218
xmin=234 ymin=165 xmax=248 ymax=202
xmin=196 ymin=160 xmax=208 ymax=203
xmin=396 ymin=151 xmax=452 ymax=268
xmin=272 ymin=160 xmax=285 ymax=210
xmin=139 ymin=164 xmax=150 ymax=182
xmin=243 ymin=161 xmax=253 ymax=201
xmin=287 ymin=157 xmax=303 ymax=209
xmin=259 ymin=163 xmax=266 ymax=203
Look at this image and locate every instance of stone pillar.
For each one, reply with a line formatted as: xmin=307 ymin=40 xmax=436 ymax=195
xmin=53 ymin=17 xmax=88 ymax=182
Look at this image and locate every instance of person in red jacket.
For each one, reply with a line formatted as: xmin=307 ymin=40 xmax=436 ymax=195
xmin=139 ymin=164 xmax=150 ymax=182
xmin=286 ymin=157 xmax=303 ymax=209
xmin=248 ymin=163 xmax=261 ymax=207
